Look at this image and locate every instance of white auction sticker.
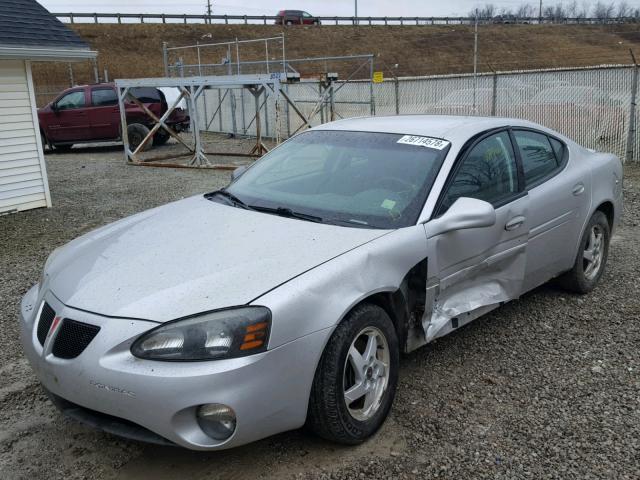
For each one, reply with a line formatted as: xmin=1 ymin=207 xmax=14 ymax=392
xmin=397 ymin=135 xmax=450 ymax=150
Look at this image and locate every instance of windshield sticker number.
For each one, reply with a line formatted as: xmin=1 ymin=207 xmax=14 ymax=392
xmin=397 ymin=135 xmax=450 ymax=150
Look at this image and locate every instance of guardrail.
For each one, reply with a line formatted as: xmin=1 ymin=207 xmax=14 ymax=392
xmin=52 ymin=13 xmax=640 ymax=26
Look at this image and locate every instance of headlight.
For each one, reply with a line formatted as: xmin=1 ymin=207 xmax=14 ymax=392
xmin=131 ymin=307 xmax=271 ymax=361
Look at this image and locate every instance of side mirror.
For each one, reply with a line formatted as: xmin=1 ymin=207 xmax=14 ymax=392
xmin=426 ymin=197 xmax=496 ymax=238
xmin=231 ymin=165 xmax=248 ymax=181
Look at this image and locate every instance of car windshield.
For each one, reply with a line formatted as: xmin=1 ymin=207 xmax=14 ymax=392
xmin=222 ymin=130 xmax=449 ymax=229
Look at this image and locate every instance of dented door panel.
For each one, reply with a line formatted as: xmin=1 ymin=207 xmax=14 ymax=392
xmin=422 ymin=195 xmax=530 ymax=342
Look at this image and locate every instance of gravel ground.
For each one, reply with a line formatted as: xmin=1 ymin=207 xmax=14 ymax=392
xmin=1 ymin=140 xmax=639 ymax=480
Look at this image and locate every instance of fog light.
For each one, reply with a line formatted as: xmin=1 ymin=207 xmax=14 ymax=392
xmin=196 ymin=404 xmax=236 ymax=441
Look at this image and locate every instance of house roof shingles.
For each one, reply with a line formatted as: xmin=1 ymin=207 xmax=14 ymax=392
xmin=0 ymin=0 xmax=89 ymax=50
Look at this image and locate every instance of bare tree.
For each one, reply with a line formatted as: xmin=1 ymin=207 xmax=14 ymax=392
xmin=515 ymin=3 xmax=535 ymax=18
xmin=593 ymin=1 xmax=616 ymax=18
xmin=616 ymin=1 xmax=631 ymax=17
xmin=469 ymin=3 xmax=497 ymax=19
xmin=543 ymin=3 xmax=568 ymax=20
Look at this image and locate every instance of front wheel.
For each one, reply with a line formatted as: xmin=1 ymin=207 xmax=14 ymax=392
xmin=559 ymin=211 xmax=610 ymax=293
xmin=307 ymin=303 xmax=399 ymax=444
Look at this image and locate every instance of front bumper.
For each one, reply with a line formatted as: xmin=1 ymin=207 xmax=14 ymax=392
xmin=20 ymin=285 xmax=331 ymax=450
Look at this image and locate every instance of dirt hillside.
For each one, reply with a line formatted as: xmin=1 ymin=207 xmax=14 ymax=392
xmin=32 ymin=23 xmax=640 ymax=94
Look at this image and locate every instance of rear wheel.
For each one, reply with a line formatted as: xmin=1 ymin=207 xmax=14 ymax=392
xmin=52 ymin=144 xmax=72 ymax=152
xmin=559 ymin=211 xmax=610 ymax=293
xmin=40 ymin=131 xmax=49 ymax=153
xmin=307 ymin=303 xmax=399 ymax=444
xmin=153 ymin=128 xmax=171 ymax=146
xmin=127 ymin=123 xmax=151 ymax=151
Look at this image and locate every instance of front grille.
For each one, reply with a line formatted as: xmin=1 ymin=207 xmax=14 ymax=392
xmin=51 ymin=319 xmax=100 ymax=359
xmin=36 ymin=302 xmax=56 ymax=346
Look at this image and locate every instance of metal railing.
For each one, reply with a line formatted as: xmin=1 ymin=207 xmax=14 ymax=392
xmin=52 ymin=12 xmax=640 ymax=25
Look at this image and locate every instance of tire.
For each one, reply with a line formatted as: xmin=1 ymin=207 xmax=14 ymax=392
xmin=127 ymin=123 xmax=152 ymax=151
xmin=152 ymin=129 xmax=170 ymax=146
xmin=52 ymin=144 xmax=73 ymax=152
xmin=307 ymin=303 xmax=399 ymax=444
xmin=558 ymin=211 xmax=610 ymax=294
xmin=286 ymin=20 xmax=293 ymax=25
xmin=40 ymin=131 xmax=49 ymax=154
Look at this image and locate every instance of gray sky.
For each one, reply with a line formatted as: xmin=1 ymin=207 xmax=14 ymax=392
xmin=38 ymin=0 xmax=640 ymax=18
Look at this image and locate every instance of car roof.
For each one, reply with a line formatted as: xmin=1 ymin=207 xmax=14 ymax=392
xmin=312 ymin=115 xmax=547 ymax=143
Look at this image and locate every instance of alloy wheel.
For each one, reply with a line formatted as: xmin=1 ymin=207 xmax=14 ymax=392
xmin=343 ymin=326 xmax=390 ymax=421
xmin=583 ymin=224 xmax=604 ymax=280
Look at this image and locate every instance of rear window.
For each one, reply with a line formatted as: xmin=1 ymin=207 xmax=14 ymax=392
xmin=129 ymin=87 xmax=162 ymax=103
xmin=91 ymin=88 xmax=117 ymax=106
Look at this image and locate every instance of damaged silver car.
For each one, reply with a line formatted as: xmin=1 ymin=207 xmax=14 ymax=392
xmin=20 ymin=115 xmax=623 ymax=450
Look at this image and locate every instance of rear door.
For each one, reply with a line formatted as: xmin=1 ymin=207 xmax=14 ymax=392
xmin=47 ymin=89 xmax=90 ymax=142
xmin=87 ymin=86 xmax=120 ymax=140
xmin=512 ymin=129 xmax=589 ymax=290
xmin=424 ymin=129 xmax=529 ymax=341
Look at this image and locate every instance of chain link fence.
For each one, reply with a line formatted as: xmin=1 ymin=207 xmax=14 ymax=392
xmin=197 ymin=64 xmax=638 ymax=161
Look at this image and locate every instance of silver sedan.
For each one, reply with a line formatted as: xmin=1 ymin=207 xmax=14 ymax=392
xmin=20 ymin=115 xmax=623 ymax=450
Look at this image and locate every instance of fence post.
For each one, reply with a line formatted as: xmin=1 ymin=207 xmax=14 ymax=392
xmin=162 ymin=42 xmax=169 ymax=77
xmin=491 ymin=72 xmax=498 ymax=116
xmin=93 ymin=13 xmax=98 ymax=24
xmin=67 ymin=63 xmax=74 ymax=87
xmin=218 ymin=89 xmax=223 ymax=132
xmin=92 ymin=58 xmax=99 ymax=83
xmin=394 ymin=77 xmax=400 ymax=115
xmin=69 ymin=13 xmax=74 ymax=23
xmin=285 ymin=83 xmax=291 ymax=138
xmin=626 ymin=52 xmax=638 ymax=163
xmin=117 ymin=14 xmax=121 ymax=24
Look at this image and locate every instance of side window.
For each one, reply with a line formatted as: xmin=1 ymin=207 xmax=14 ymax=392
xmin=440 ymin=131 xmax=518 ymax=213
xmin=513 ymin=130 xmax=559 ymax=188
xmin=56 ymin=91 xmax=85 ymax=110
xmin=91 ymin=88 xmax=118 ymax=106
xmin=548 ymin=137 xmax=565 ymax=162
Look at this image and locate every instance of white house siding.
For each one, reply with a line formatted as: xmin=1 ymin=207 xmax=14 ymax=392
xmin=0 ymin=59 xmax=51 ymax=214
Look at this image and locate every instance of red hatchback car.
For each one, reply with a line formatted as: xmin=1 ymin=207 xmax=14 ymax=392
xmin=38 ymin=83 xmax=190 ymax=152
xmin=274 ymin=10 xmax=320 ymax=25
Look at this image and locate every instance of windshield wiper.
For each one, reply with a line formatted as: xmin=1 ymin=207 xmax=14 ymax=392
xmin=248 ymin=205 xmax=323 ymax=223
xmin=205 ymin=189 xmax=253 ymax=210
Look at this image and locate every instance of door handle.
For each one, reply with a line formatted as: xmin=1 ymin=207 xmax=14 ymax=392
xmin=572 ymin=183 xmax=585 ymax=196
xmin=505 ymin=216 xmax=525 ymax=231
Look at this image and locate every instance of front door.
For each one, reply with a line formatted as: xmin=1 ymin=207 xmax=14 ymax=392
xmin=47 ymin=89 xmax=90 ymax=142
xmin=423 ymin=130 xmax=530 ymax=341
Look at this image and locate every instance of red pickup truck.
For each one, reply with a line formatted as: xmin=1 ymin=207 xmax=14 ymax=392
xmin=38 ymin=83 xmax=190 ymax=152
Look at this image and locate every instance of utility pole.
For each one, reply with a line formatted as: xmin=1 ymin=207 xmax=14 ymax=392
xmin=206 ymin=0 xmax=212 ymax=24
xmin=355 ymin=0 xmax=358 ymax=25
xmin=538 ymin=0 xmax=543 ymax=23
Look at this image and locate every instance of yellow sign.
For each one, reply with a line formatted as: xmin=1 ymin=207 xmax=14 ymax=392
xmin=372 ymin=71 xmax=384 ymax=83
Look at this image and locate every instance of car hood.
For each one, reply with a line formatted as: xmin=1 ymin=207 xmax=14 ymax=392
xmin=45 ymin=195 xmax=388 ymax=322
